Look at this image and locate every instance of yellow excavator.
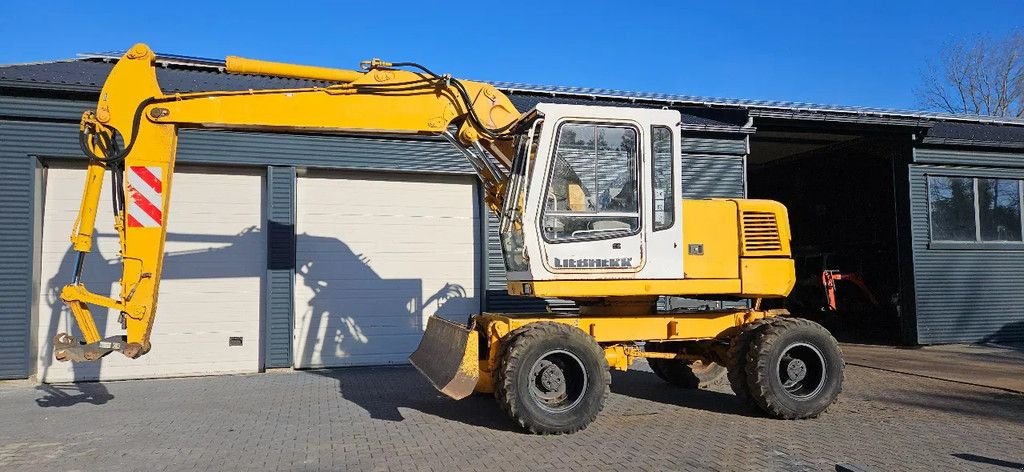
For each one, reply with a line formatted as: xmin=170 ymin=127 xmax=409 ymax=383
xmin=58 ymin=43 xmax=843 ymax=434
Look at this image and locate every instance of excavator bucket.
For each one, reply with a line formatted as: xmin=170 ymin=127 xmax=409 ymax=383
xmin=410 ymin=316 xmax=479 ymax=400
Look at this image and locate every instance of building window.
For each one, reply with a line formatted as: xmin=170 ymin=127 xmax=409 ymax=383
xmin=929 ymin=176 xmax=977 ymax=241
xmin=928 ymin=175 xmax=1023 ymax=243
xmin=978 ymin=178 xmax=1022 ymax=241
xmin=542 ymin=122 xmax=640 ymax=242
xmin=651 ymin=126 xmax=674 ymax=231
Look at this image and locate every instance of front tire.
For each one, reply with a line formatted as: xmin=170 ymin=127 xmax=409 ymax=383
xmin=494 ymin=322 xmax=610 ymax=434
xmin=744 ymin=318 xmax=844 ymax=419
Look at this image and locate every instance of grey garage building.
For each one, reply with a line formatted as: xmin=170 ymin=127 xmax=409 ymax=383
xmin=1 ymin=53 xmax=1022 ymax=381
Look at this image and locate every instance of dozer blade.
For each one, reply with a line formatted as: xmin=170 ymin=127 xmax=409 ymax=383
xmin=410 ymin=316 xmax=479 ymax=400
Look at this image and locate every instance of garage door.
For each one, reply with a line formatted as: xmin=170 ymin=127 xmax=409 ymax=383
xmin=294 ymin=171 xmax=480 ymax=368
xmin=35 ymin=165 xmax=265 ymax=382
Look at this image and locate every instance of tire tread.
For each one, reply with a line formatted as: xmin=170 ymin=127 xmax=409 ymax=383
xmin=744 ymin=317 xmax=844 ymax=419
xmin=725 ymin=317 xmax=777 ymax=401
xmin=494 ymin=322 xmax=610 ymax=434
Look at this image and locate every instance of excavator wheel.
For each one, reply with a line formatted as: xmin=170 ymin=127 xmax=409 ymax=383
xmin=743 ymin=317 xmax=844 ymax=419
xmin=725 ymin=317 xmax=776 ymax=402
xmin=494 ymin=322 xmax=610 ymax=435
xmin=646 ymin=342 xmax=727 ymax=389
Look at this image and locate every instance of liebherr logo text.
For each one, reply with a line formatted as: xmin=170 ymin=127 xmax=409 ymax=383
xmin=553 ymin=257 xmax=634 ymax=268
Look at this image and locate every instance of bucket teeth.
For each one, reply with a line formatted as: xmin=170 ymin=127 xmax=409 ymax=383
xmin=409 ymin=316 xmax=480 ymax=400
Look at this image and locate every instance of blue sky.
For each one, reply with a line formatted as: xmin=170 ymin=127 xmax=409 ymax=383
xmin=1 ymin=0 xmax=1020 ymax=110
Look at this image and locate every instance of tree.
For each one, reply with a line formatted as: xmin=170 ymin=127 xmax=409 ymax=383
xmin=916 ymin=30 xmax=1024 ymax=117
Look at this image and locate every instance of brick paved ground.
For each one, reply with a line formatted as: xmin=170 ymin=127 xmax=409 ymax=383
xmin=1 ymin=362 xmax=1022 ymax=472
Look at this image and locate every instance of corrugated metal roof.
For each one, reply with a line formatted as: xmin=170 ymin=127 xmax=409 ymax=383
xmin=492 ymin=80 xmax=1024 ymax=127
xmin=921 ymin=121 xmax=1024 ymax=149
xmin=3 ymin=52 xmax=1024 ymax=129
xmin=0 ymin=58 xmax=331 ymax=94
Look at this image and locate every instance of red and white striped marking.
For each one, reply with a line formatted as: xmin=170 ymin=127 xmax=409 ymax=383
xmin=126 ymin=166 xmax=163 ymax=228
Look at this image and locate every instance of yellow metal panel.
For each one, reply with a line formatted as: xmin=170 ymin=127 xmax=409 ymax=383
xmin=478 ymin=309 xmax=772 ymax=344
xmin=69 ymin=164 xmax=106 ymax=252
xmin=225 ymin=56 xmax=365 ymax=83
xmin=682 ymin=200 xmax=739 ymax=279
xmin=740 ymin=258 xmax=796 ymax=297
xmin=602 ymin=345 xmax=632 ymax=371
xmin=508 ymin=279 xmax=742 ymax=297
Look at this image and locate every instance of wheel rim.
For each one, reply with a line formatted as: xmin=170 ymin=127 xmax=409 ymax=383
xmin=527 ymin=349 xmax=588 ymax=413
xmin=775 ymin=342 xmax=827 ymax=400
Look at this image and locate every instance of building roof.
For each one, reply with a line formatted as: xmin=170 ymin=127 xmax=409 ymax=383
xmin=2 ymin=52 xmax=1024 ymax=135
xmin=492 ymin=81 xmax=1024 ymax=128
xmin=0 ymin=58 xmax=333 ymax=94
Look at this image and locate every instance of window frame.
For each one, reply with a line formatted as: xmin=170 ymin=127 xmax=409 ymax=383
xmin=539 ymin=119 xmax=643 ymax=244
xmin=926 ymin=174 xmax=1024 ymax=249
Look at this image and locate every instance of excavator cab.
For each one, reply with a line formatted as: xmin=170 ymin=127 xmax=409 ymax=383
xmin=498 ymin=104 xmax=686 ymax=285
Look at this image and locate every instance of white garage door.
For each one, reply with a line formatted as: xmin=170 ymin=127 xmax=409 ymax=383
xmin=294 ymin=171 xmax=480 ymax=368
xmin=36 ymin=164 xmax=265 ymax=382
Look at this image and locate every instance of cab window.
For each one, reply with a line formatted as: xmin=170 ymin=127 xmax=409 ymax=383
xmin=542 ymin=122 xmax=640 ymax=242
xmin=651 ymin=126 xmax=674 ymax=231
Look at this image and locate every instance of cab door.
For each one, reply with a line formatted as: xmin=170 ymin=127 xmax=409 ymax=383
xmin=528 ymin=104 xmax=682 ymax=280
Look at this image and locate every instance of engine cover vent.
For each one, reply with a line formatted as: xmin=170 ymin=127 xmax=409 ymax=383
xmin=741 ymin=211 xmax=782 ymax=253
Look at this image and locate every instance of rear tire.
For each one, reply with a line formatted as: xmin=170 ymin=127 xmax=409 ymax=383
xmin=744 ymin=318 xmax=844 ymax=419
xmin=725 ymin=318 xmax=775 ymax=401
xmin=494 ymin=322 xmax=610 ymax=434
xmin=646 ymin=342 xmax=726 ymax=389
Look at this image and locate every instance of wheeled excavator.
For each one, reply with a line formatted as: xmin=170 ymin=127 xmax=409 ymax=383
xmin=56 ymin=43 xmax=844 ymax=434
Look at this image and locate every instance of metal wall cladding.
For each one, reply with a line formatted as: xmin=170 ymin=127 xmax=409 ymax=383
xmin=680 ymin=136 xmax=748 ymax=156
xmin=909 ymin=148 xmax=1024 ymax=343
xmin=485 ymin=211 xmax=507 ymax=292
xmin=0 ymin=120 xmax=81 ymax=379
xmin=680 ymin=135 xmax=747 ymax=199
xmin=177 ymin=129 xmax=474 ymax=174
xmin=0 ymin=96 xmax=96 ymax=121
xmin=0 ymin=123 xmax=34 ymax=379
xmin=681 ymin=155 xmax=746 ymax=199
xmin=265 ymin=166 xmax=296 ymax=368
xmin=915 ymin=147 xmax=1024 ymax=169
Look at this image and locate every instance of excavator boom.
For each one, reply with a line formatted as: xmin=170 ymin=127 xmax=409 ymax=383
xmin=56 ymin=43 xmax=522 ymax=362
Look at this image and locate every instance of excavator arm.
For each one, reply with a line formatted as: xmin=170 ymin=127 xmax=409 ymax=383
xmin=55 ymin=43 xmax=523 ymax=362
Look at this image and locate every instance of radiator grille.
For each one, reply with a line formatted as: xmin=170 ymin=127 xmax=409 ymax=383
xmin=742 ymin=211 xmax=782 ymax=252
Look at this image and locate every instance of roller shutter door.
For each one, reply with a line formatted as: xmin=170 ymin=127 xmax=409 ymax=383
xmin=293 ymin=171 xmax=480 ymax=368
xmin=35 ymin=165 xmax=265 ymax=382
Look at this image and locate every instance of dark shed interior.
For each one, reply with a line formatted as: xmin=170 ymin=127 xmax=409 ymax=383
xmin=748 ymin=121 xmax=912 ymax=344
